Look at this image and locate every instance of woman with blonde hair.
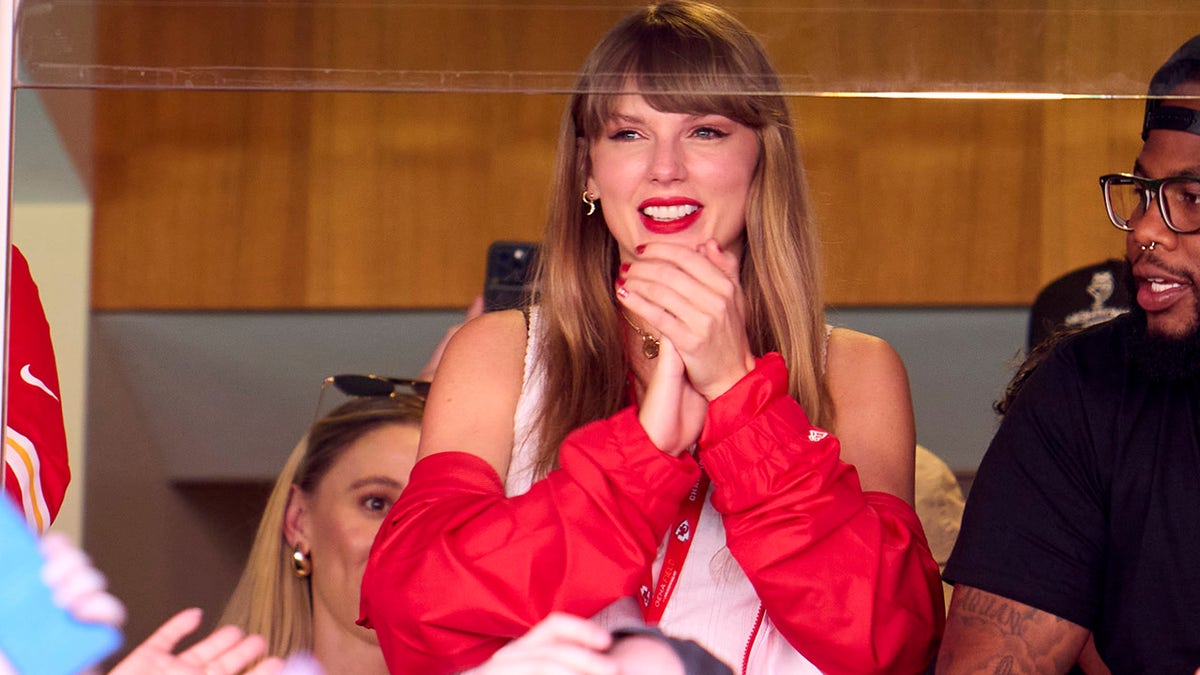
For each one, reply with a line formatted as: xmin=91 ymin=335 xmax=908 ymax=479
xmin=361 ymin=2 xmax=944 ymax=673
xmin=222 ymin=389 xmax=425 ymax=674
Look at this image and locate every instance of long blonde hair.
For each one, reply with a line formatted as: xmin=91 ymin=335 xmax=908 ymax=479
xmin=532 ymin=0 xmax=831 ymax=477
xmin=220 ymin=394 xmax=425 ymax=658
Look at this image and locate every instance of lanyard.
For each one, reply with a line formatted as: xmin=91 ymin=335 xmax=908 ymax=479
xmin=638 ymin=468 xmax=711 ymax=625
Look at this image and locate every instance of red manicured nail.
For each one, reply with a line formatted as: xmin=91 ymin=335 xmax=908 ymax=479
xmin=635 ymin=245 xmax=645 ymax=254
xmin=615 ymin=277 xmax=626 ymax=287
xmin=619 ymin=263 xmax=630 ymax=273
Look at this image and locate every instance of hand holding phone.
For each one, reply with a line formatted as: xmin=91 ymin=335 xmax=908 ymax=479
xmin=483 ymin=241 xmax=541 ymax=312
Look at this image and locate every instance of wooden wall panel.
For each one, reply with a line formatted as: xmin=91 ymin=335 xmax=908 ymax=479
xmin=90 ymin=89 xmax=563 ymax=309
xmin=80 ymin=2 xmax=1193 ymax=309
xmin=803 ymin=98 xmax=1042 ymax=305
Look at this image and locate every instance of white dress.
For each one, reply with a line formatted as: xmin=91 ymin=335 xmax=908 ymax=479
xmin=504 ymin=310 xmax=820 ymax=674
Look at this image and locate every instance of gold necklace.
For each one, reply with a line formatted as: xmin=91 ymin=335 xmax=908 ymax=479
xmin=621 ymin=312 xmax=660 ymax=359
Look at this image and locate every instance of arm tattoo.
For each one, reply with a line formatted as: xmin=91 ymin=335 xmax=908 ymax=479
xmin=937 ymin=586 xmax=1087 ymax=675
xmin=991 ymin=656 xmax=1014 ymax=675
xmin=956 ymin=586 xmax=1039 ymax=638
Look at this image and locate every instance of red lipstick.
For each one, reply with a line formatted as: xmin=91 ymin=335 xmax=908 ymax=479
xmin=638 ymin=197 xmax=702 ymax=235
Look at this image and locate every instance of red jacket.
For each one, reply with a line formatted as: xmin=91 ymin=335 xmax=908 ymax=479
xmin=360 ymin=353 xmax=943 ymax=674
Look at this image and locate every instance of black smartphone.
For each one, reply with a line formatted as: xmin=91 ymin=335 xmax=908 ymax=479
xmin=483 ymin=240 xmax=541 ymax=312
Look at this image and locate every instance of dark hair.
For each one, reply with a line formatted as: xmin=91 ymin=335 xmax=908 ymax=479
xmin=611 ymin=625 xmax=733 ymax=675
xmin=994 ymin=326 xmax=1084 ymax=416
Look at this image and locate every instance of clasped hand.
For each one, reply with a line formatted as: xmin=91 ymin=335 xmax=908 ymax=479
xmin=617 ymin=239 xmax=755 ymax=456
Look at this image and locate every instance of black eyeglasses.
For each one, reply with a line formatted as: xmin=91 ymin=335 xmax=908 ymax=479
xmin=1099 ymin=173 xmax=1200 ymax=234
xmin=314 ymin=374 xmax=431 ymax=422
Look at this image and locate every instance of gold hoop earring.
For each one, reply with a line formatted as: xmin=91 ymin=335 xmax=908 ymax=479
xmin=582 ymin=190 xmax=598 ymax=217
xmin=292 ymin=546 xmax=311 ymax=578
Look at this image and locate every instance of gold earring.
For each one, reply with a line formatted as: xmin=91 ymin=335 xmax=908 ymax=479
xmin=582 ymin=190 xmax=598 ymax=217
xmin=292 ymin=546 xmax=311 ymax=578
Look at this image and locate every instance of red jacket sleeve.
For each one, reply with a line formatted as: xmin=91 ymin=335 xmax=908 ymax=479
xmin=359 ymin=407 xmax=700 ymax=675
xmin=3 ymin=247 xmax=70 ymax=534
xmin=701 ymin=352 xmax=944 ymax=674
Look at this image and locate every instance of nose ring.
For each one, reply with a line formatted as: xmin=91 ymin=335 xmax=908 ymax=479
xmin=1140 ymin=241 xmax=1158 ymax=252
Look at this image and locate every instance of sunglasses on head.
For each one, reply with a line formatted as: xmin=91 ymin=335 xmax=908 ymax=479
xmin=324 ymin=374 xmax=431 ymax=398
xmin=314 ymin=373 xmax=431 ymax=422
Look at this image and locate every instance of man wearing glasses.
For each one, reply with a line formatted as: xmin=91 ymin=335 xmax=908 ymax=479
xmin=937 ymin=35 xmax=1200 ymax=674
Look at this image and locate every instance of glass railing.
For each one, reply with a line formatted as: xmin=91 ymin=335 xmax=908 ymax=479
xmin=13 ymin=1 xmax=1200 ymax=98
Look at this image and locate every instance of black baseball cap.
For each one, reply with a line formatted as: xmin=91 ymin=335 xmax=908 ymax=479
xmin=1142 ymin=34 xmax=1200 ymax=140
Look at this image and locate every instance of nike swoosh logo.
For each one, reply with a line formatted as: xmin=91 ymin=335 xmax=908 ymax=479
xmin=20 ymin=363 xmax=59 ymax=401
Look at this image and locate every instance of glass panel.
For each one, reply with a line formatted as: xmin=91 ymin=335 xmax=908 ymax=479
xmin=13 ymin=0 xmax=1200 ymax=98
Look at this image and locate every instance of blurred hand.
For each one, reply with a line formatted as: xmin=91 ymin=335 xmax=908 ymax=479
xmin=105 ymin=608 xmax=283 ymax=675
xmin=39 ymin=532 xmax=126 ymax=628
xmin=418 ymin=294 xmax=486 ymax=381
xmin=462 ymin=613 xmax=618 ymax=675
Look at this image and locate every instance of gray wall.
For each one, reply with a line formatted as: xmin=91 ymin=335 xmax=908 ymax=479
xmin=830 ymin=307 xmax=1027 ymax=469
xmin=89 ymin=307 xmax=1026 ymax=482
xmin=89 ymin=310 xmax=463 ymax=481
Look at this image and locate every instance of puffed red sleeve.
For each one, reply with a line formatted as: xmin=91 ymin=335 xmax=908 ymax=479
xmin=701 ymin=353 xmax=944 ymax=675
xmin=358 ymin=406 xmax=700 ymax=675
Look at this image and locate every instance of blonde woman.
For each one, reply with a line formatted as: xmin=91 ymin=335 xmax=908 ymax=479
xmin=222 ymin=391 xmax=425 ymax=674
xmin=361 ymin=2 xmax=943 ymax=673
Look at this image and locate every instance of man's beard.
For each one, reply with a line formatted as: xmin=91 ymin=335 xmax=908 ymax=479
xmin=1125 ymin=261 xmax=1200 ymax=380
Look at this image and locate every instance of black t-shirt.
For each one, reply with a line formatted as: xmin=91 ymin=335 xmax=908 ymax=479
xmin=944 ymin=314 xmax=1200 ymax=674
